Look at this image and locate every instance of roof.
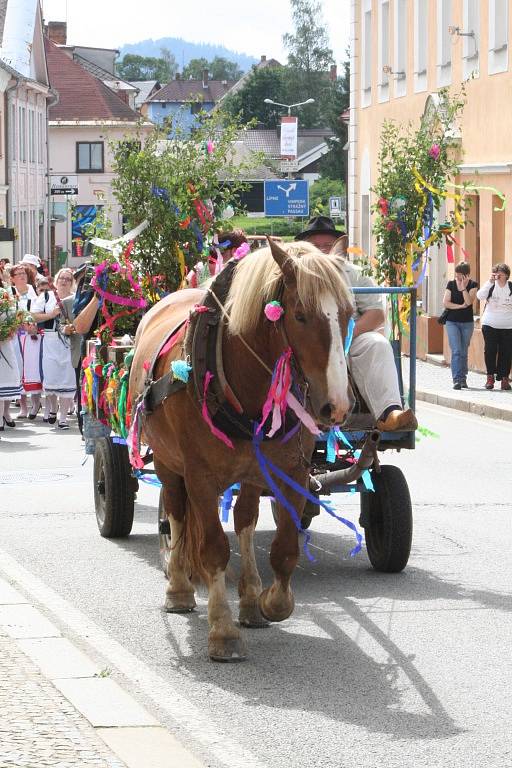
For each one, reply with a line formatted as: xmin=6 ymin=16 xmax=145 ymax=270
xmin=220 ymin=56 xmax=282 ymax=102
xmin=45 ymin=37 xmax=140 ymax=122
xmin=231 ymin=127 xmax=334 ymax=179
xmin=148 ymin=78 xmax=236 ymax=104
xmin=130 ymin=79 xmax=161 ymax=108
xmin=73 ymin=53 xmax=136 ymax=91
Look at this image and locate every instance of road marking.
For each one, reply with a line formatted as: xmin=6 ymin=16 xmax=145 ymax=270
xmin=0 ymin=548 xmax=267 ymax=768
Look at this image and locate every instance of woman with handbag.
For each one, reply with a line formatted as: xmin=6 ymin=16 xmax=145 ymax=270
xmin=476 ymin=263 xmax=512 ymax=390
xmin=442 ymin=262 xmax=478 ymax=390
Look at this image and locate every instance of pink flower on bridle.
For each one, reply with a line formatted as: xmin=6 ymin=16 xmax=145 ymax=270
xmin=233 ymin=242 xmax=250 ymax=261
xmin=264 ymin=300 xmax=284 ymax=322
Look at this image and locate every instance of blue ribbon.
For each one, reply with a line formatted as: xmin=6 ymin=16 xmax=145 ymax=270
xmin=134 ymin=469 xmax=163 ymax=488
xmin=344 ymin=316 xmax=355 ymax=356
xmin=253 ymin=430 xmax=363 ymax=559
xmin=151 ymin=185 xmax=170 ymax=204
xmin=220 ymin=483 xmax=240 ymax=522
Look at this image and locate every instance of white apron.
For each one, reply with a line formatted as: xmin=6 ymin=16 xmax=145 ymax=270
xmin=0 ymin=339 xmax=22 ymax=401
xmin=16 ymin=332 xmax=43 ymax=393
xmin=41 ymin=330 xmax=76 ymax=396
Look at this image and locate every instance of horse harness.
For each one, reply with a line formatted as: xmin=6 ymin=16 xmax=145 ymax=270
xmin=141 ymin=260 xmax=302 ymax=441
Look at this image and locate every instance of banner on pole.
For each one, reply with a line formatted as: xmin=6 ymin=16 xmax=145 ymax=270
xmin=280 ymin=116 xmax=298 ymax=158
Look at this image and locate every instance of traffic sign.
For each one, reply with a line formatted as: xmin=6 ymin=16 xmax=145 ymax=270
xmin=264 ymin=180 xmax=309 ymax=217
xmin=279 ymin=159 xmax=299 ymax=173
xmin=329 ymin=196 xmax=342 ymax=218
xmin=51 ymin=175 xmax=78 ymax=196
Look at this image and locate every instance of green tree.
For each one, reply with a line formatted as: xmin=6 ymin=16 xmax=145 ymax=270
xmin=223 ymin=65 xmax=286 ymax=128
xmin=319 ymin=56 xmax=350 ymax=180
xmin=209 ymin=57 xmax=243 ymax=81
xmin=182 ymin=57 xmax=210 ymax=79
xmin=117 ymin=51 xmax=177 ymax=82
xmin=309 ymin=178 xmax=345 ymax=216
xmin=282 ymin=0 xmax=335 ymax=128
xmin=111 ymin=110 xmax=256 ymax=292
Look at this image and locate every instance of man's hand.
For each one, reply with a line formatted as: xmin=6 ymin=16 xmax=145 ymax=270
xmin=352 ymin=308 xmax=385 ymax=338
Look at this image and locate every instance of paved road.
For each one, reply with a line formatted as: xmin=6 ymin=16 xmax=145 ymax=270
xmin=1 ymin=404 xmax=511 ymax=768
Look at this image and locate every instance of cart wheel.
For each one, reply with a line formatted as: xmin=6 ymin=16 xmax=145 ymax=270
xmin=360 ymin=465 xmax=412 ymax=573
xmin=93 ymin=437 xmax=135 ymax=538
xmin=271 ymin=499 xmax=313 ymax=530
xmin=158 ymin=489 xmax=172 ymax=577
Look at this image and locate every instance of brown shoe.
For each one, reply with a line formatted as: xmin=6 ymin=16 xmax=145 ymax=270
xmin=485 ymin=375 xmax=495 ymax=390
xmin=376 ymin=408 xmax=418 ymax=432
xmin=501 ymin=377 xmax=511 ymax=391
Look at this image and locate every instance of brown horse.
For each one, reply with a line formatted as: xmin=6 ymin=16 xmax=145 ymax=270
xmin=129 ymin=239 xmax=354 ymax=661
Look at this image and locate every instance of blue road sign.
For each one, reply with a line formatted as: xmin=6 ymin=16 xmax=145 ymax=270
xmin=264 ymin=180 xmax=309 ymax=217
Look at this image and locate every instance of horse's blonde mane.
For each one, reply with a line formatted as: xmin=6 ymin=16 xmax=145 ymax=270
xmin=225 ymin=241 xmax=354 ymax=336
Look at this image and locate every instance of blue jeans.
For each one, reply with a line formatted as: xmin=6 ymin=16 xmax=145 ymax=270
xmin=446 ymin=321 xmax=474 ymax=382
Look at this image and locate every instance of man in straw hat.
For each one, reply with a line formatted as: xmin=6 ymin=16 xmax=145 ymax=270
xmin=295 ymin=216 xmax=417 ymax=432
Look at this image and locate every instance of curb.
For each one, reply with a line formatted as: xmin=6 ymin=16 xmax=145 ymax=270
xmin=0 ymin=575 xmax=202 ymax=768
xmin=416 ymin=387 xmax=512 ymax=422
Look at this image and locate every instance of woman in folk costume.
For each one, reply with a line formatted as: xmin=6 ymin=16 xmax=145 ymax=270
xmin=10 ymin=263 xmax=43 ymax=419
xmin=0 ymin=280 xmax=22 ymax=433
xmin=31 ymin=268 xmax=76 ymax=430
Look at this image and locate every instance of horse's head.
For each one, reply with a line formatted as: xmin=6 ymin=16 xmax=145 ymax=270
xmin=267 ymin=238 xmax=355 ymax=427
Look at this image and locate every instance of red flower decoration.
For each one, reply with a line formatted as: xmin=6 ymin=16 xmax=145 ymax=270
xmin=378 ymin=197 xmax=389 ymax=216
xmin=428 ymin=144 xmax=441 ymax=160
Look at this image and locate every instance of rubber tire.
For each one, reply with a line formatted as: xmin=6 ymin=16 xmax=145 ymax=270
xmin=360 ymin=465 xmax=412 ymax=573
xmin=271 ymin=499 xmax=313 ymax=530
xmin=93 ymin=437 xmax=135 ymax=538
xmin=158 ymin=489 xmax=172 ymax=577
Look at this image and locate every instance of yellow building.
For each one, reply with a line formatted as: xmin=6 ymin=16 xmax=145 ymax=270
xmin=349 ymin=0 xmax=512 ymax=369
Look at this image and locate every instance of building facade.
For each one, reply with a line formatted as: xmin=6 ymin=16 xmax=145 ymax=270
xmin=350 ymin=0 xmax=512 ymax=369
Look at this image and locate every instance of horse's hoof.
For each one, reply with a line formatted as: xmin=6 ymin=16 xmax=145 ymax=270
xmin=258 ymin=587 xmax=294 ymax=623
xmin=239 ymin=603 xmax=270 ymax=628
xmin=208 ymin=635 xmax=247 ymax=662
xmin=164 ymin=592 xmax=196 ymax=613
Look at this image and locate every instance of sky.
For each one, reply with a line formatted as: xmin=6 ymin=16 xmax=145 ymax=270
xmin=41 ymin=0 xmax=350 ymax=66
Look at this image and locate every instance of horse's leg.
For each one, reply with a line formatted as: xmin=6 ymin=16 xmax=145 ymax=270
xmin=160 ymin=472 xmax=196 ymax=613
xmin=234 ymin=484 xmax=269 ymax=628
xmin=259 ymin=478 xmax=306 ymax=623
xmin=185 ymin=476 xmax=246 ymax=661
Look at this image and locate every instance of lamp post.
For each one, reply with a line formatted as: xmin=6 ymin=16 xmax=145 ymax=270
xmin=264 ymin=98 xmax=315 ymax=179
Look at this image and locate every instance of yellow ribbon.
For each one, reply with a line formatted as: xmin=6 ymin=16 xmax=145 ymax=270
xmin=84 ymin=366 xmax=94 ymax=412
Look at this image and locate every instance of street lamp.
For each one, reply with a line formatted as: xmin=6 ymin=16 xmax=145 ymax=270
xmin=263 ymin=97 xmax=315 ymax=116
xmin=264 ymin=98 xmax=315 ymax=179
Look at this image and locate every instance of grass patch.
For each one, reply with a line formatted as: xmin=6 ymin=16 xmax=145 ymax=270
xmin=230 ymin=215 xmax=308 ymax=240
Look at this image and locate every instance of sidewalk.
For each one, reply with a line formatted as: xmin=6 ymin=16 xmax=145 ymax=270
xmin=403 ymin=356 xmax=512 ymax=421
xmin=0 ymin=574 xmax=201 ymax=768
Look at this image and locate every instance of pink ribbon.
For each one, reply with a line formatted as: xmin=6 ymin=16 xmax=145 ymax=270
xmin=202 ymin=371 xmax=234 ymax=449
xmin=286 ymin=392 xmax=321 ymax=436
xmin=91 ymin=261 xmax=148 ymax=309
xmin=257 ymin=348 xmax=292 ymax=437
xmin=127 ymin=399 xmax=145 ymax=469
xmin=157 ymin=320 xmax=189 ymax=360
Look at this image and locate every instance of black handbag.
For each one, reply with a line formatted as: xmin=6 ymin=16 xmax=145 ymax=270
xmin=437 ymin=309 xmax=449 ymax=325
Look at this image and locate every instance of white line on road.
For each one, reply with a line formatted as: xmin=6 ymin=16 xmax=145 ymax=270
xmin=0 ymin=548 xmax=267 ymax=768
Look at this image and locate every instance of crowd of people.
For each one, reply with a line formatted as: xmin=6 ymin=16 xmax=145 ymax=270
xmin=0 ymin=254 xmax=80 ymax=437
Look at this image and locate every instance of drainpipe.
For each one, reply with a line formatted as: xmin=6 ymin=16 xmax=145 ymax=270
xmin=46 ymin=88 xmax=59 ymax=273
xmin=348 ymin=0 xmax=358 ymax=248
xmin=5 ymin=75 xmax=20 ymax=255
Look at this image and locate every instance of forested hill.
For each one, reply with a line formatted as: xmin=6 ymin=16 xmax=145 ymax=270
xmin=119 ymin=37 xmax=257 ymax=72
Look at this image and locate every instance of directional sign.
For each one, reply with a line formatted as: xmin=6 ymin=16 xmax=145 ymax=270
xmin=51 ymin=175 xmax=78 ymax=196
xmin=264 ymin=180 xmax=309 ymax=217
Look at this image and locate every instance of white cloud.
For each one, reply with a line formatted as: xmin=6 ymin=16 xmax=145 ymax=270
xmin=42 ymin=0 xmax=350 ymax=64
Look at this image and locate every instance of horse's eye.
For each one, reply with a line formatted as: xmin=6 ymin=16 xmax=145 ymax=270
xmin=295 ymin=312 xmax=307 ymax=324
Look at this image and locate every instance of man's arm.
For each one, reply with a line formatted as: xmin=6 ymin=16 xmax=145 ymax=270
xmin=73 ymin=295 xmax=99 ymax=335
xmin=353 ymin=308 xmax=385 ymax=338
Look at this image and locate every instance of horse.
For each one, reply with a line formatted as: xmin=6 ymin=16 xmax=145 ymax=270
xmin=128 ymin=238 xmax=355 ymax=661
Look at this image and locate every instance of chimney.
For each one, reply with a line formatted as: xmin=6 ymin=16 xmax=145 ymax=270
xmin=260 ymin=55 xmax=267 ymax=63
xmin=330 ymin=64 xmax=337 ymax=81
xmin=46 ymin=21 xmax=67 ymax=45
xmin=202 ymin=68 xmax=209 ymax=88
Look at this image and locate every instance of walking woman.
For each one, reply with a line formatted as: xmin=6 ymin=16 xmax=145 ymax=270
xmin=10 ymin=263 xmax=42 ymax=418
xmin=477 ymin=263 xmax=512 ymax=390
xmin=0 ymin=280 xmax=22 ymax=433
xmin=443 ymin=262 xmax=478 ymax=389
xmin=31 ymin=268 xmax=77 ymax=429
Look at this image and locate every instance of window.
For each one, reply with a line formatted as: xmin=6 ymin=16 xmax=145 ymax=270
xmin=10 ymin=104 xmax=16 ymax=160
xmin=489 ymin=0 xmax=508 ymax=74
xmin=361 ymin=0 xmax=373 ymax=106
xmin=414 ymin=0 xmax=428 ymax=91
xmin=38 ymin=113 xmax=45 ymax=164
xmin=463 ymin=0 xmax=479 ymax=77
xmin=30 ymin=210 xmax=36 ymax=252
xmin=28 ymin=110 xmax=35 ymax=162
xmin=190 ymin=101 xmax=203 ymax=115
xmin=378 ymin=0 xmax=390 ymax=102
xmin=76 ymin=141 xmax=104 ymax=172
xmin=437 ymin=0 xmax=453 ymax=86
xmin=18 ymin=106 xmax=26 ymax=162
xmin=394 ymin=0 xmax=408 ymax=97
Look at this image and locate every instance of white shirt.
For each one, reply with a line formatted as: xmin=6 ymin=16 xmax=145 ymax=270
xmin=477 ymin=280 xmax=512 ymax=329
xmin=15 ymin=285 xmax=37 ymax=311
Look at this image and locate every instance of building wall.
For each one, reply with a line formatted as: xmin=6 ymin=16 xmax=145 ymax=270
xmin=7 ymin=82 xmax=48 ymax=263
xmin=48 ymin=122 xmax=151 ymax=268
xmin=351 ymin=0 xmax=512 ymax=369
xmin=146 ymin=100 xmax=215 ymax=134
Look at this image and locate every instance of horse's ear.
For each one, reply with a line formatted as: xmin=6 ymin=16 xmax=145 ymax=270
xmin=266 ymin=236 xmax=296 ymax=286
xmin=330 ymin=235 xmax=348 ymax=258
